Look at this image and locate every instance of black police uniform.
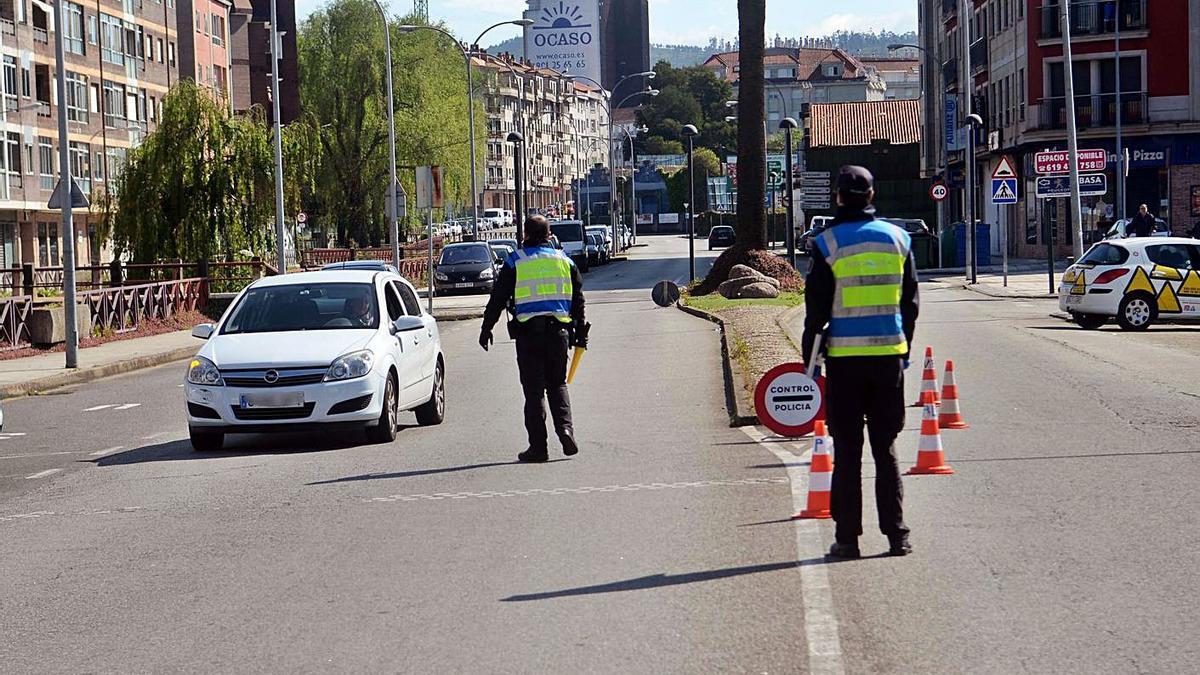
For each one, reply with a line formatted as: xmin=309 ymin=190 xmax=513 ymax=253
xmin=480 ymin=244 xmax=586 ymax=461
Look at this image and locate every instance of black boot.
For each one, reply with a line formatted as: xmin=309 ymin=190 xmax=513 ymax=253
xmin=518 ymin=447 xmax=548 ymax=463
xmin=826 ymin=541 xmax=861 ymax=560
xmin=559 ymin=431 xmax=578 ymax=457
xmin=887 ymin=534 xmax=912 ymax=557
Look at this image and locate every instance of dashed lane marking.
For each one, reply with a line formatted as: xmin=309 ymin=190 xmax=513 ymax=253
xmin=90 ymin=446 xmax=125 ymax=457
xmin=0 ymin=506 xmax=145 ymax=524
xmin=366 ymin=477 xmax=789 ymax=504
xmin=84 ymin=403 xmax=142 ymax=412
xmin=0 ymin=432 xmax=27 ymax=440
xmin=743 ymin=425 xmax=846 ymax=675
xmin=84 ymin=405 xmax=115 ymax=412
xmin=0 ymin=452 xmax=76 ymax=461
xmin=114 ymin=403 xmax=142 ymax=411
xmin=25 ymin=469 xmax=61 ymax=480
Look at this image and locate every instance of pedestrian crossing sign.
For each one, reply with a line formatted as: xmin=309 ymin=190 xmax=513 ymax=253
xmin=992 ymin=178 xmax=1018 ymax=204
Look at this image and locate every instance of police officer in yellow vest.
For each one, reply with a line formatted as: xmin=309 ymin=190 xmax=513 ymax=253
xmin=480 ymin=215 xmax=587 ymax=462
xmin=802 ymin=166 xmax=920 ymax=559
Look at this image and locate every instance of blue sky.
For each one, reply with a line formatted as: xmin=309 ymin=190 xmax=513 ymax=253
xmin=293 ymin=0 xmax=918 ymax=47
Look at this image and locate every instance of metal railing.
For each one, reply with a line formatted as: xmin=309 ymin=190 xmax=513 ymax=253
xmin=1037 ymin=91 xmax=1147 ymax=130
xmin=969 ymin=37 xmax=988 ymax=75
xmin=0 ymin=295 xmax=34 ymax=350
xmin=1040 ymin=0 xmax=1147 ymax=39
xmin=80 ymin=277 xmax=208 ymax=335
xmin=942 ymin=58 xmax=958 ymax=90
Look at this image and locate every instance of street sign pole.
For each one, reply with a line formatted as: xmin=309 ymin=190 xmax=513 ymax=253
xmin=53 ymin=0 xmax=78 ymax=369
xmin=783 ymin=123 xmax=796 ymax=269
xmin=1061 ymin=0 xmax=1085 ymax=259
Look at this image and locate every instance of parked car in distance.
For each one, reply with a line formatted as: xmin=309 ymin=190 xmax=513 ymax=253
xmin=550 ymin=219 xmax=589 ymax=272
xmin=708 ymin=225 xmax=736 ymax=250
xmin=481 ymin=208 xmax=506 ymax=230
xmin=1105 ymin=218 xmax=1171 ymax=240
xmin=185 ymin=270 xmax=445 ymax=451
xmin=321 ymin=261 xmax=398 ymax=273
xmin=434 ymin=242 xmax=501 ymax=294
xmin=585 ymin=234 xmax=602 ymax=267
xmin=889 ymin=218 xmax=932 ymax=236
xmin=489 ymin=243 xmax=515 ymax=262
xmin=585 ymin=225 xmax=611 ymax=264
xmin=797 ymin=216 xmax=834 ymax=254
xmin=491 ymin=238 xmax=519 ymax=253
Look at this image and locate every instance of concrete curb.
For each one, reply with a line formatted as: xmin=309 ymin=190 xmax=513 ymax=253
xmin=960 ymin=282 xmax=1057 ymax=299
xmin=675 ymin=303 xmax=759 ymax=428
xmin=777 ymin=305 xmax=806 ymax=357
xmin=1 ymin=345 xmax=198 ymax=400
xmin=433 ymin=309 xmax=486 ymax=322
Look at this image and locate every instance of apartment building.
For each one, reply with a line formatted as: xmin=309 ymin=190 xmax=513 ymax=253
xmin=0 ymin=0 xmax=179 ymax=269
xmin=475 ymin=52 xmax=608 ymax=215
xmin=228 ymin=0 xmax=298 ymax=124
xmin=704 ymin=47 xmax=887 ymax=126
xmin=921 ymin=0 xmax=1200 ymax=259
xmin=178 ymin=0 xmax=231 ymax=100
xmin=860 ymin=57 xmax=922 ymax=100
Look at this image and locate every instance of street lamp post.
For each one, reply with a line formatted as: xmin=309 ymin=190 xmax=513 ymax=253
xmin=682 ymin=124 xmax=699 ymax=283
xmin=508 ymin=131 xmax=526 ymax=243
xmin=621 ymin=124 xmax=647 ymax=245
xmin=269 ymin=0 xmax=287 ymax=273
xmin=373 ymin=3 xmax=401 ymax=267
xmin=780 ymin=117 xmax=798 ymax=269
xmin=965 ymin=112 xmax=982 ymax=284
xmin=53 ymin=0 xmax=79 ymax=368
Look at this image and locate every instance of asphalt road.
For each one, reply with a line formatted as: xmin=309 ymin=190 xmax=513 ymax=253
xmin=4 ymin=238 xmax=1199 ymax=672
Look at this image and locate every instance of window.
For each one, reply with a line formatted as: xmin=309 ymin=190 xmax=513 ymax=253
xmin=395 ymin=282 xmax=421 ymax=316
xmin=68 ymin=141 xmax=90 ymax=192
xmin=211 ymin=14 xmax=225 ymax=45
xmin=38 ymin=136 xmax=52 ymax=190
xmin=100 ymin=14 xmax=124 ymax=65
xmin=103 ymin=81 xmax=125 ymax=127
xmin=1146 ymin=245 xmax=1195 ymax=271
xmin=167 ymin=41 xmax=175 ymax=68
xmin=38 ymin=222 xmax=59 ymax=266
xmin=156 ymin=37 xmax=163 ymax=63
xmin=106 ymin=147 xmax=125 ymax=180
xmin=65 ymin=71 xmax=88 ymax=123
xmin=384 ymin=283 xmax=403 ymax=321
xmin=20 ymin=67 xmax=28 ymax=98
xmin=64 ymin=2 xmax=84 ymax=55
xmin=24 ymin=143 xmax=32 ymax=175
xmin=149 ymin=95 xmax=156 ymax=121
xmin=5 ymin=132 xmax=20 ymax=177
xmin=126 ymin=90 xmax=139 ymax=122
xmin=93 ymin=150 xmax=104 ymax=181
xmin=1018 ymin=67 xmax=1025 ymax=121
xmin=2 ymin=56 xmax=16 ymax=113
xmin=195 ymin=10 xmax=202 ymax=32
xmin=87 ymin=14 xmax=97 ymax=44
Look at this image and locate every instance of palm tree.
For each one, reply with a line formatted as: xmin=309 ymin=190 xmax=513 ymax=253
xmin=734 ymin=0 xmax=766 ymax=249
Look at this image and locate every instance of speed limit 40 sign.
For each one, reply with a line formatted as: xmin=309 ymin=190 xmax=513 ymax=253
xmin=755 ymin=362 xmax=825 ymax=437
xmin=930 ymin=182 xmax=948 ymax=202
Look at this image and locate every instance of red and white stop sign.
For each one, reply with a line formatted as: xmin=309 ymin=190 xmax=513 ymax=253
xmin=755 ymin=362 xmax=825 ymax=437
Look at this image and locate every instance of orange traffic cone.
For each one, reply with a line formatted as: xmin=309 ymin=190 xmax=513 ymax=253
xmin=907 ymin=402 xmax=955 ymax=475
xmin=938 ymin=360 xmax=969 ymax=430
xmin=794 ymin=420 xmax=834 ymax=519
xmin=911 ymin=347 xmax=941 ymax=407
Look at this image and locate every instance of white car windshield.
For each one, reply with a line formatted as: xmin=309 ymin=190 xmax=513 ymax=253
xmin=222 ymin=283 xmax=378 ymax=334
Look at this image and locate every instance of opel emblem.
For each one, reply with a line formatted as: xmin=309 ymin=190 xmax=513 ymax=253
xmin=264 ymin=370 xmax=280 ymax=384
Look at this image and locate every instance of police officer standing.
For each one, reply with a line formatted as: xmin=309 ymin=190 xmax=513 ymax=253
xmin=480 ymin=215 xmax=587 ymax=462
xmin=802 ymin=166 xmax=920 ymax=559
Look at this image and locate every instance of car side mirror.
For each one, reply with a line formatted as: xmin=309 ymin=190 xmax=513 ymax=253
xmin=192 ymin=323 xmax=215 ymax=340
xmin=391 ymin=315 xmax=425 ymax=334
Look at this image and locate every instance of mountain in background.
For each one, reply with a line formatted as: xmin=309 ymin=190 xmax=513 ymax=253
xmin=486 ymin=29 xmax=919 ymax=69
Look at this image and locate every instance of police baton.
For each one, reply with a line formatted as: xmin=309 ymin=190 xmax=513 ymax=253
xmin=806 ymin=327 xmax=827 ymax=379
xmin=567 ymin=322 xmax=591 ymax=384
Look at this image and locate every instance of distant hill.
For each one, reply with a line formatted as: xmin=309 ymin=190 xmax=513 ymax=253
xmin=486 ymin=29 xmax=920 ymax=69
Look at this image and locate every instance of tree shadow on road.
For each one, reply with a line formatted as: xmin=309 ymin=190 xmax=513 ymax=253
xmin=306 ymin=458 xmax=571 ymax=485
xmin=501 ymin=560 xmax=801 ymax=602
xmin=87 ymin=427 xmax=421 ymax=466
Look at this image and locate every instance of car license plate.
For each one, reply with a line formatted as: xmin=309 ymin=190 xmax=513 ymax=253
xmin=239 ymin=392 xmax=305 ymax=409
xmin=455 ymin=283 xmax=474 ymax=288
xmin=1064 ymin=295 xmax=1082 ymax=305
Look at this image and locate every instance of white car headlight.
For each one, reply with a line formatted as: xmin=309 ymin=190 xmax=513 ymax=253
xmin=325 ymin=350 xmax=374 ymax=382
xmin=187 ymin=357 xmax=224 ymax=386
xmin=479 ymin=268 xmax=494 ymax=280
xmin=435 ymin=271 xmax=449 ymax=281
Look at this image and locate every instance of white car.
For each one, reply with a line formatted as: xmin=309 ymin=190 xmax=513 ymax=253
xmin=1058 ymin=237 xmax=1200 ymax=330
xmin=1104 ymin=217 xmax=1171 ymax=240
xmin=185 ymin=270 xmax=445 ymax=451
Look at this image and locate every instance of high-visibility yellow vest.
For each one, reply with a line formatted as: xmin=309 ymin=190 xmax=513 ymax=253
xmin=813 ymin=220 xmax=911 ymax=357
xmin=511 ymin=246 xmax=574 ymax=323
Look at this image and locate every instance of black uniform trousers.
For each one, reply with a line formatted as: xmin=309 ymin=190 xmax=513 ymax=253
xmin=824 ymin=356 xmax=910 ymax=543
xmin=513 ymin=318 xmax=574 ymax=450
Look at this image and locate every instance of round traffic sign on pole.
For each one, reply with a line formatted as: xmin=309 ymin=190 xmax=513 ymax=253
xmin=930 ymin=183 xmax=948 ymax=202
xmin=754 ymin=362 xmax=825 ymax=438
xmin=651 ymin=280 xmax=681 ymax=307
xmin=297 ymin=211 xmax=308 ymax=224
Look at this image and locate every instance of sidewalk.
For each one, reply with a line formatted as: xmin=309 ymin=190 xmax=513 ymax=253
xmin=0 ymin=329 xmax=199 ymax=399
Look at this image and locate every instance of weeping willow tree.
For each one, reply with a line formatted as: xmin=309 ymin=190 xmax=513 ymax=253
xmin=106 ymin=81 xmax=318 ymax=263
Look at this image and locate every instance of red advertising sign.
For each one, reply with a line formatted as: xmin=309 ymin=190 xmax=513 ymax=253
xmin=1035 ymin=149 xmax=1107 ymax=175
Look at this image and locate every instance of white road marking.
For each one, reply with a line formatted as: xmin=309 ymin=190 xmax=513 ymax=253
xmin=743 ymin=425 xmax=846 ymax=675
xmin=0 ymin=451 xmax=76 ymax=461
xmin=25 ymin=469 xmax=61 ymax=480
xmin=90 ymin=446 xmax=125 ymax=457
xmin=84 ymin=404 xmax=116 ymax=412
xmin=366 ymin=477 xmax=788 ymax=504
xmin=113 ymin=403 xmax=142 ymax=411
xmin=141 ymin=432 xmax=169 ymax=441
xmin=0 ymin=432 xmax=27 ymax=440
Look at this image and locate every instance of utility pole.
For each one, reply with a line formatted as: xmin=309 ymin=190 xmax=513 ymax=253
xmin=959 ymin=0 xmax=976 ymax=283
xmin=1114 ymin=9 xmax=1125 ymax=223
xmin=269 ymin=0 xmax=287 ymax=273
xmin=54 ymin=0 xmax=79 ymax=368
xmin=1061 ymin=0 xmax=1084 ymax=258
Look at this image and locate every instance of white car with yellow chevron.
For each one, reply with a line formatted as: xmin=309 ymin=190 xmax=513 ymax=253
xmin=1059 ymin=237 xmax=1200 ymax=330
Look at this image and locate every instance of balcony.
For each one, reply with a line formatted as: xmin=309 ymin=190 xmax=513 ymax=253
xmin=941 ymin=0 xmax=956 ymax=20
xmin=1037 ymin=91 xmax=1147 ymax=130
xmin=33 ymin=27 xmax=47 ymax=44
xmin=942 ymin=58 xmax=958 ymax=91
xmin=1040 ymin=0 xmax=1146 ymax=40
xmin=969 ymin=37 xmax=988 ymax=76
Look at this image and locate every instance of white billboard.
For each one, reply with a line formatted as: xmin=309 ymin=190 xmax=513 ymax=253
xmin=523 ymin=0 xmax=602 ymax=84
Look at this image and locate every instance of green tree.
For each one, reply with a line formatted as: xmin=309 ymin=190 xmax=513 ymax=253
xmin=663 ymin=147 xmax=720 ymax=213
xmin=107 ymin=81 xmax=311 ymax=263
xmin=636 ymin=61 xmax=735 ymax=160
xmin=298 ymin=0 xmax=484 ymax=246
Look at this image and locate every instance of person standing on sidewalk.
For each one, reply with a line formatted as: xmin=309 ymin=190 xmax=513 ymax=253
xmin=479 ymin=215 xmax=586 ymax=462
xmin=1128 ymin=204 xmax=1156 ymax=238
xmin=801 ymin=166 xmax=920 ymax=559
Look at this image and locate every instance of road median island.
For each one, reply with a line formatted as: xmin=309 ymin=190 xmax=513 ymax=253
xmin=677 ymin=291 xmax=805 ymax=427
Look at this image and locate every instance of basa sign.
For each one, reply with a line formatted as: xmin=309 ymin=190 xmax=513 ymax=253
xmin=754 ymin=362 xmax=825 ymax=437
xmin=523 ymin=0 xmax=602 ymax=86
